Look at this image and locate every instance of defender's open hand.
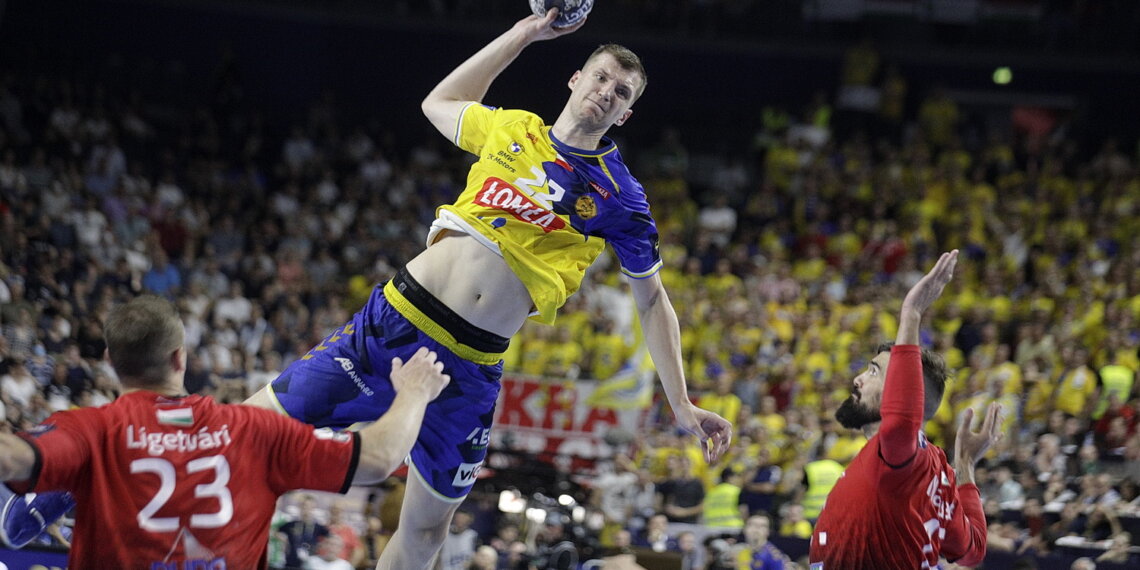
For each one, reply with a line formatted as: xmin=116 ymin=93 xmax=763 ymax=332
xmin=901 ymin=250 xmax=959 ymax=317
xmin=955 ymin=402 xmax=1003 ymax=465
xmin=390 ymin=347 xmax=451 ymax=401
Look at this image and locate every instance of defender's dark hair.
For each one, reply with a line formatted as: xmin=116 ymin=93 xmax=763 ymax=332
xmin=875 ymin=342 xmax=949 ymax=421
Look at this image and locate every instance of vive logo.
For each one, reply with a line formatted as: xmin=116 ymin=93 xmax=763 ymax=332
xmin=452 ymin=461 xmax=483 ymax=487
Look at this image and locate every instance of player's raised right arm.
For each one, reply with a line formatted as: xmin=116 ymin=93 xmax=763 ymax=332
xmin=421 ymin=9 xmax=583 ymax=141
xmin=879 ymin=251 xmax=958 ymax=466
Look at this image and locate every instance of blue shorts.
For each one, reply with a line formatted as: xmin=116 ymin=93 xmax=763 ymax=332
xmin=269 ymin=269 xmax=508 ymax=500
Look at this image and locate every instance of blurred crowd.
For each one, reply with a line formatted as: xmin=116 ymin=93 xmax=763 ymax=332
xmin=331 ymin=0 xmax=1140 ymax=56
xmin=3 ymin=27 xmax=1140 ymax=569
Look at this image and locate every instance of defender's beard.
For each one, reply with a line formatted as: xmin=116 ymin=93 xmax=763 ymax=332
xmin=835 ymin=396 xmax=881 ymax=429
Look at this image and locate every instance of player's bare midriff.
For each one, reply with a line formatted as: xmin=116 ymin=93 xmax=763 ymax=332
xmin=404 ymin=231 xmax=532 ymax=338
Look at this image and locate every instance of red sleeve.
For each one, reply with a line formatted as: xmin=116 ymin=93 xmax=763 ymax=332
xmin=8 ymin=411 xmax=95 ymax=494
xmin=941 ymin=483 xmax=987 ymax=566
xmin=258 ymin=410 xmax=360 ymax=495
xmin=879 ymin=344 xmax=923 ymax=467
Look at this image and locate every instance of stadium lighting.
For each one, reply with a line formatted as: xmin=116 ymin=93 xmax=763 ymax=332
xmin=498 ymin=489 xmax=526 ymax=514
xmin=993 ymin=67 xmax=1013 ymax=85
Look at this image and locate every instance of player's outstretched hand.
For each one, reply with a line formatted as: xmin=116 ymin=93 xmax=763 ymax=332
xmin=901 ymin=249 xmax=958 ymax=317
xmin=512 ymin=8 xmax=586 ymax=42
xmin=390 ymin=347 xmax=451 ymax=401
xmin=678 ymin=405 xmax=733 ymax=464
xmin=954 ymin=402 xmax=1003 ymax=467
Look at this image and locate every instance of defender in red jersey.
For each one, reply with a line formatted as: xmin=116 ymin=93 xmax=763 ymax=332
xmin=808 ymin=251 xmax=1003 ymax=569
xmin=0 ymin=296 xmax=449 ymax=569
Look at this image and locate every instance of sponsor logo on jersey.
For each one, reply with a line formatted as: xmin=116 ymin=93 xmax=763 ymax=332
xmin=475 ymin=178 xmax=566 ymax=233
xmin=334 ymin=357 xmax=375 ymax=397
xmin=526 ymin=132 xmax=540 ymax=145
xmin=126 ymin=425 xmax=233 ymax=456
xmin=509 ymin=142 xmax=522 ymax=153
xmin=574 ymin=196 xmax=598 ymax=219
xmin=465 ymin=427 xmax=491 ymax=450
xmin=588 ymin=180 xmax=611 ymax=200
xmin=452 ymin=461 xmax=483 ymax=487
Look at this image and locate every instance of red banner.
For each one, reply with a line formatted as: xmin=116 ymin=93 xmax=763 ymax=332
xmin=491 ymin=374 xmax=651 ymax=459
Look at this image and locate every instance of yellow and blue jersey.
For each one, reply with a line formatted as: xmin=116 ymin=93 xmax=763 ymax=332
xmin=439 ymin=104 xmax=662 ymax=323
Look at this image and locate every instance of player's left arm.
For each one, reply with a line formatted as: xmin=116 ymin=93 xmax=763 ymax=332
xmin=943 ymin=401 xmax=1003 ymax=565
xmin=0 ymin=433 xmax=36 ymax=482
xmin=880 ymin=251 xmax=957 ymax=467
xmin=628 ymin=272 xmax=731 ymax=463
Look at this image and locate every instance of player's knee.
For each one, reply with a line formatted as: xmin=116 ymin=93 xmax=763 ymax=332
xmin=399 ymin=506 xmax=457 ymax=543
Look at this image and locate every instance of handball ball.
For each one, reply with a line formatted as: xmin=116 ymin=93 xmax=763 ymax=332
xmin=530 ymin=0 xmax=593 ymax=28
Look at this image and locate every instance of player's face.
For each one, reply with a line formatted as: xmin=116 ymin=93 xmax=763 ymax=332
xmin=567 ymin=54 xmax=641 ymax=128
xmin=835 ymin=351 xmax=889 ymax=429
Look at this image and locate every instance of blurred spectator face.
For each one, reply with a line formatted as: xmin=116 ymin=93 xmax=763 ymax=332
xmin=451 ymin=510 xmax=472 ymax=533
xmin=1079 ymin=444 xmax=1098 ymax=463
xmin=759 ymin=396 xmax=777 ymax=415
xmin=507 ymin=541 xmax=528 ymax=564
xmin=743 ymin=514 xmax=771 ymax=546
xmin=1023 ymin=498 xmax=1042 ymax=518
xmin=299 ymin=496 xmax=316 ymax=520
xmin=677 ymin=532 xmax=696 ymax=552
xmin=614 ymin=529 xmax=632 ymax=548
xmin=497 ymin=524 xmax=518 ymax=543
xmin=994 ymin=466 xmax=1011 ymax=483
xmin=471 ymin=545 xmax=497 ymax=569
xmin=317 ymin=534 xmax=344 ymax=560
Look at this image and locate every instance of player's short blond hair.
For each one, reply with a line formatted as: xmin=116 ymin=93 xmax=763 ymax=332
xmin=586 ymin=44 xmax=647 ymax=101
xmin=105 ymin=295 xmax=184 ymax=388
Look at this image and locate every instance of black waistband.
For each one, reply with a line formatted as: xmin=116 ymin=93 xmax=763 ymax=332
xmin=392 ymin=267 xmax=511 ymax=354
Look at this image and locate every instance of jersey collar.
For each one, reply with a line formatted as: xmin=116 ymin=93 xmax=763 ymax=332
xmin=548 ymin=128 xmax=617 ymax=157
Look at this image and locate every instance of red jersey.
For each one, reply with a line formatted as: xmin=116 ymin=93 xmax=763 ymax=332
xmin=808 ymin=346 xmax=986 ymax=569
xmin=11 ymin=391 xmax=360 ymax=570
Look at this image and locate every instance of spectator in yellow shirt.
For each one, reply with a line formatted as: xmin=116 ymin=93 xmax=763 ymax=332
xmin=1054 ymin=346 xmax=1099 ymax=419
xmin=700 ymin=372 xmax=744 ymax=428
xmin=778 ymin=503 xmax=814 ymax=540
